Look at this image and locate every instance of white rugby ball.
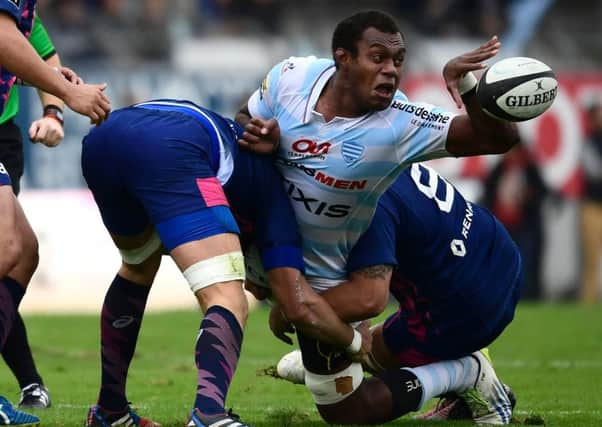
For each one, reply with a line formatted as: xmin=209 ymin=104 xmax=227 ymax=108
xmin=476 ymin=57 xmax=557 ymax=122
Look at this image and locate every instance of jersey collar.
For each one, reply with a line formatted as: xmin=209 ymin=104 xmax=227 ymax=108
xmin=304 ymin=64 xmax=335 ymax=124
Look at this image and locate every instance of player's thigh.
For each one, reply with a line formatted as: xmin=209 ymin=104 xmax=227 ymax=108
xmin=5 ymin=196 xmax=38 ymax=285
xmin=0 ymin=186 xmax=20 ymax=275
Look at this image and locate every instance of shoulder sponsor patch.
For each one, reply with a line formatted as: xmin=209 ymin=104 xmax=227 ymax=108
xmin=259 ymin=75 xmax=269 ymax=100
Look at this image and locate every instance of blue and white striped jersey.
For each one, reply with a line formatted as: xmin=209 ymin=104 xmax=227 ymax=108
xmin=248 ymin=56 xmax=457 ymax=290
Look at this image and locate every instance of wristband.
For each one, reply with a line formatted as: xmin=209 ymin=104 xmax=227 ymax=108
xmin=43 ymin=104 xmax=64 ymax=126
xmin=458 ymin=72 xmax=478 ymax=96
xmin=346 ymin=329 xmax=362 ymax=354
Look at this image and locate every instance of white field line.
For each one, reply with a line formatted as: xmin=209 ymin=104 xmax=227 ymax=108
xmin=493 ymin=359 xmax=602 ymax=368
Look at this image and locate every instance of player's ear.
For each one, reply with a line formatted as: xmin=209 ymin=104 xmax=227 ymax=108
xmin=334 ymin=47 xmax=350 ymax=68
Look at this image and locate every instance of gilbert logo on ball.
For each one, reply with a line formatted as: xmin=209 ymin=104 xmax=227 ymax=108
xmin=476 ymin=57 xmax=557 ymax=122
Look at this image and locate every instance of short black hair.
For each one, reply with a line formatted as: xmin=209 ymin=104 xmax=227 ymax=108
xmin=332 ymin=10 xmax=402 ymax=58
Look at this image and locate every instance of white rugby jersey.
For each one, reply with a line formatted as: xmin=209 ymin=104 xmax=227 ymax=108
xmin=247 ymin=56 xmax=457 ymax=291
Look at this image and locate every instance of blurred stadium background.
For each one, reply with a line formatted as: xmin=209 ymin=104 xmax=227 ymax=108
xmin=13 ymin=0 xmax=602 ymax=313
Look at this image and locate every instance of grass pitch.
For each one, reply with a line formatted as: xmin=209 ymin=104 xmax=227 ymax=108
xmin=1 ymin=303 xmax=600 ymax=426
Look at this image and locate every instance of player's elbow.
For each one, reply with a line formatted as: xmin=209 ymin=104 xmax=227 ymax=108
xmin=359 ymin=294 xmax=388 ymax=319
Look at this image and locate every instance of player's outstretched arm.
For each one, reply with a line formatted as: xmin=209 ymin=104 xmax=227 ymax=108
xmin=0 ymin=14 xmax=110 ymax=125
xmin=443 ymin=36 xmax=520 ymax=156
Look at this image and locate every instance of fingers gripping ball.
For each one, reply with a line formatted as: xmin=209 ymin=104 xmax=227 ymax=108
xmin=477 ymin=57 xmax=557 ymax=121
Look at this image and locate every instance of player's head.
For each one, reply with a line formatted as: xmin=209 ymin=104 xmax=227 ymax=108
xmin=332 ymin=10 xmax=406 ymax=112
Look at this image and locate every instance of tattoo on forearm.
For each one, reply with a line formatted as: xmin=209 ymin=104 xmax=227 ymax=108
xmin=357 ymin=265 xmax=393 ymax=280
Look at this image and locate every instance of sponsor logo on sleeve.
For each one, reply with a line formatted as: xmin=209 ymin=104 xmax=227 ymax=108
xmin=391 ymin=100 xmax=452 ymax=131
xmin=259 ymin=75 xmax=269 ymax=100
xmin=281 ymin=60 xmax=295 ymax=74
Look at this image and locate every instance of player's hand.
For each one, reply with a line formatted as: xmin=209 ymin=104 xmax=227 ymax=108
xmin=237 ymin=117 xmax=280 ymax=154
xmin=269 ymin=305 xmax=295 ymax=345
xmin=443 ymin=35 xmax=501 ymax=108
xmin=63 ymin=82 xmax=111 ymax=126
xmin=350 ymin=320 xmax=373 ymax=362
xmin=59 ymin=66 xmax=84 ymax=85
xmin=28 ymin=116 xmax=64 ymax=147
xmin=244 ymin=279 xmax=272 ymax=301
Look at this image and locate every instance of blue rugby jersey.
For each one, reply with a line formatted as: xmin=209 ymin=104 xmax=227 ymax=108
xmin=248 ymin=56 xmax=456 ymax=290
xmin=0 ymin=0 xmax=36 ymax=115
xmin=347 ymin=164 xmax=522 ymax=321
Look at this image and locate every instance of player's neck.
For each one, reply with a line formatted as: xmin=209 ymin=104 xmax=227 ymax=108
xmin=316 ymin=74 xmax=368 ymax=122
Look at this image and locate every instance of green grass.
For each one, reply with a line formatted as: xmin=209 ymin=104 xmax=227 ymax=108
xmin=1 ymin=303 xmax=600 ymax=426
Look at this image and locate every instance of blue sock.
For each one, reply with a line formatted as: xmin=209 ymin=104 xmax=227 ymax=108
xmin=0 ymin=277 xmax=25 ymax=348
xmin=98 ymin=275 xmax=151 ymax=413
xmin=194 ymin=305 xmax=243 ymax=416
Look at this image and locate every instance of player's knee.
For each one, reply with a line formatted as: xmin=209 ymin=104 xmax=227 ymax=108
xmin=305 ymin=362 xmax=364 ymax=406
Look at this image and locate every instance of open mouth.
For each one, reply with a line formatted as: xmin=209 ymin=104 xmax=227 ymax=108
xmin=374 ymin=83 xmax=395 ymax=98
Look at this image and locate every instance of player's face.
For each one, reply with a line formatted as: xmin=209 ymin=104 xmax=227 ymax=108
xmin=348 ymin=28 xmax=405 ymax=111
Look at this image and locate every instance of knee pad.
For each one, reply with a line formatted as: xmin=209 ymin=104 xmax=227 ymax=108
xmin=183 ymin=251 xmax=245 ymax=293
xmin=304 ymin=362 xmax=364 ymax=405
xmin=119 ymin=231 xmax=162 ymax=265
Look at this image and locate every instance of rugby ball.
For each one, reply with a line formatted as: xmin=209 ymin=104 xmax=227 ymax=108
xmin=476 ymin=57 xmax=557 ymax=122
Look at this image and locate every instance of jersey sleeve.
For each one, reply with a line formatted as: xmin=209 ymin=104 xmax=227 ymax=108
xmin=0 ymin=0 xmax=21 ymax=23
xmin=247 ymin=56 xmax=317 ymax=120
xmin=390 ymin=97 xmax=457 ymax=163
xmin=29 ymin=15 xmax=56 ymax=59
xmin=247 ymin=58 xmax=288 ymax=119
xmin=346 ymin=202 xmax=398 ymax=273
xmin=224 ymin=149 xmax=304 ymax=272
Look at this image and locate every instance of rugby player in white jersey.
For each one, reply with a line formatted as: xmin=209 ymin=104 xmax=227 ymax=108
xmin=236 ymin=9 xmax=520 ymax=426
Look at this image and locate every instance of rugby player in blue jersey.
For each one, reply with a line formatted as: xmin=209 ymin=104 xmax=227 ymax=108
xmin=251 ymin=164 xmax=521 ymax=425
xmin=81 ymin=99 xmax=374 ymax=427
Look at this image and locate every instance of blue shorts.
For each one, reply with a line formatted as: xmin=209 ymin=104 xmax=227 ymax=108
xmin=383 ymin=259 xmax=523 ymax=365
xmin=0 ymin=162 xmax=11 ymax=186
xmin=81 ymin=107 xmax=239 ymax=251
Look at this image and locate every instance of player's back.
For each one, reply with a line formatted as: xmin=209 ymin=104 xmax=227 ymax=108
xmin=382 ymin=164 xmax=521 ymax=316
